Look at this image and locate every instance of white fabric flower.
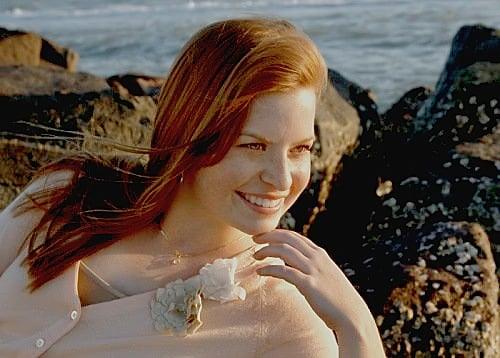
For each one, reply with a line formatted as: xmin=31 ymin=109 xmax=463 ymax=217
xmin=199 ymin=258 xmax=246 ymax=303
xmin=150 ymin=257 xmax=246 ymax=336
xmin=150 ymin=277 xmax=203 ymax=336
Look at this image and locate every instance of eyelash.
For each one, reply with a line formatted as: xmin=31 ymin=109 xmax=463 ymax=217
xmin=238 ymin=143 xmax=313 ymax=153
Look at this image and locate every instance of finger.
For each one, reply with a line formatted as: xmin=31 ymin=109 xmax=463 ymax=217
xmin=287 ymin=230 xmax=324 ymax=251
xmin=253 ymin=243 xmax=313 ymax=274
xmin=252 ymin=230 xmax=317 ymax=257
xmin=256 ymin=264 xmax=308 ymax=290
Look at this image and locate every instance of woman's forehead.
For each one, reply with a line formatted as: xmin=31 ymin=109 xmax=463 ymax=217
xmin=241 ymin=88 xmax=316 ymax=141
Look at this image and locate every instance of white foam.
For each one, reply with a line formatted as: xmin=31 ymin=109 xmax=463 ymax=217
xmin=7 ymin=7 xmax=32 ymax=17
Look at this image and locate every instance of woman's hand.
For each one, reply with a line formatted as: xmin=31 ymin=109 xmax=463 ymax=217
xmin=252 ymin=229 xmax=386 ymax=357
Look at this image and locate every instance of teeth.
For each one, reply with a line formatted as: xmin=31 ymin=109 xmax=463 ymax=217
xmin=242 ymin=193 xmax=281 ymax=208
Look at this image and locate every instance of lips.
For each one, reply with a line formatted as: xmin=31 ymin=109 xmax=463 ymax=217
xmin=235 ymin=191 xmax=284 ymax=212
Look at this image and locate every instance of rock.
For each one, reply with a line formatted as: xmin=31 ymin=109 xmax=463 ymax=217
xmin=107 ymin=74 xmax=164 ymax=98
xmin=328 ymin=68 xmax=383 ymax=157
xmin=382 ymin=86 xmax=432 ymax=141
xmin=417 ymin=25 xmax=500 ymax=125
xmin=0 ymin=139 xmax=69 ymax=208
xmin=0 ymin=29 xmax=41 ymax=67
xmin=0 ymin=27 xmax=79 ymax=71
xmin=410 ymin=25 xmax=500 ymax=150
xmin=0 ymin=66 xmax=156 ymax=209
xmin=305 ymin=24 xmax=499 ymax=356
xmin=305 ymin=70 xmax=387 ymax=264
xmin=371 ymin=222 xmax=498 ymax=357
xmin=40 ymin=37 xmax=80 ymax=72
xmin=0 ymin=65 xmax=108 ymax=96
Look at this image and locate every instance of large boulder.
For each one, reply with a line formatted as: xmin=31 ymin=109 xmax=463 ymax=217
xmin=0 ymin=66 xmax=156 ymax=208
xmin=0 ymin=28 xmax=79 ymax=71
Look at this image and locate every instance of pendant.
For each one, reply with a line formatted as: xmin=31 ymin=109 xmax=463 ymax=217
xmin=171 ymin=250 xmax=182 ymax=265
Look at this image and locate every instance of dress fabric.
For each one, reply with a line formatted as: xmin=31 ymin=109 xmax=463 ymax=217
xmin=42 ymin=244 xmax=338 ymax=358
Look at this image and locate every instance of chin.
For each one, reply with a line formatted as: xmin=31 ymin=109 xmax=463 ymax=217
xmin=236 ymin=218 xmax=280 ymax=236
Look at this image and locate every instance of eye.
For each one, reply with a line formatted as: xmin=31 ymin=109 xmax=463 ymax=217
xmin=291 ymin=144 xmax=313 ymax=154
xmin=238 ymin=143 xmax=267 ymax=151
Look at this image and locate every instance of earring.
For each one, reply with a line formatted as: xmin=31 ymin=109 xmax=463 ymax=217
xmin=179 ymin=172 xmax=184 ymax=184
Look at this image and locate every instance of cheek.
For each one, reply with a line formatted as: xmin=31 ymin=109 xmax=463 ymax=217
xmin=290 ymin=160 xmax=311 ymax=196
xmin=296 ymin=160 xmax=311 ymax=185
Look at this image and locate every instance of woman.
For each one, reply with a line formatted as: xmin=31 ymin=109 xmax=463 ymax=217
xmin=0 ymin=17 xmax=385 ymax=357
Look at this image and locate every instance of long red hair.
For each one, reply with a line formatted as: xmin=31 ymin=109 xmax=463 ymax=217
xmin=15 ymin=17 xmax=328 ymax=292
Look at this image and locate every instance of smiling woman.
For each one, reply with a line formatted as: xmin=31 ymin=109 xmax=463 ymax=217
xmin=0 ymin=17 xmax=385 ymax=357
xmin=180 ymin=87 xmax=317 ymax=236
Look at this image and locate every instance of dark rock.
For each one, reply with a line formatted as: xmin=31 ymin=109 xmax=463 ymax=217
xmin=410 ymin=63 xmax=500 ymax=156
xmin=0 ymin=27 xmax=79 ymax=71
xmin=107 ymin=73 xmax=164 ymax=98
xmin=370 ymin=222 xmax=498 ymax=357
xmin=411 ymin=24 xmax=500 ymax=148
xmin=382 ymin=86 xmax=432 ymax=140
xmin=306 ymin=24 xmax=500 ymax=356
xmin=418 ymin=25 xmax=500 ymax=124
xmin=306 ymin=71 xmax=387 ymax=265
xmin=328 ymin=68 xmax=383 ymax=157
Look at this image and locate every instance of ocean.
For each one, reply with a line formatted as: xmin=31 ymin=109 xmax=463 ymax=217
xmin=1 ymin=0 xmax=499 ymax=110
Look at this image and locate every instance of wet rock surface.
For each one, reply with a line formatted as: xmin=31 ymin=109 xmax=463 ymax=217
xmin=1 ymin=24 xmax=499 ymax=356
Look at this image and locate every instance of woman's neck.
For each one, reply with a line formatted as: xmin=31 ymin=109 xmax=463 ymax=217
xmin=157 ymin=203 xmax=252 ymax=260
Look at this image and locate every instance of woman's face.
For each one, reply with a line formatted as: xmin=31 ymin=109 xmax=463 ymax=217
xmin=183 ymin=87 xmax=316 ymax=235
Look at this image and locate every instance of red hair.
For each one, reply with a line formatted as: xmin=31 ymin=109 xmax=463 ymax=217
xmin=15 ymin=17 xmax=327 ymax=292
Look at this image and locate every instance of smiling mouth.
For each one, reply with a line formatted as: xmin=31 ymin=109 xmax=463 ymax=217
xmin=235 ymin=191 xmax=283 ymax=210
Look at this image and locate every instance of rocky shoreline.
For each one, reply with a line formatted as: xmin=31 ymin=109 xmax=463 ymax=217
xmin=1 ymin=25 xmax=499 ymax=356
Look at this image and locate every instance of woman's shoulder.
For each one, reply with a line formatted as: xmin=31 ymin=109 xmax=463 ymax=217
xmin=257 ymin=271 xmax=339 ymax=357
xmin=0 ymin=169 xmax=75 ymax=275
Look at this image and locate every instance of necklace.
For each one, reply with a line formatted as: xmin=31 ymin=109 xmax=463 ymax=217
xmin=158 ymin=228 xmax=248 ymax=265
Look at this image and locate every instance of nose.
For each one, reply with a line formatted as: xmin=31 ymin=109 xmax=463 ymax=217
xmin=259 ymin=151 xmax=292 ymax=192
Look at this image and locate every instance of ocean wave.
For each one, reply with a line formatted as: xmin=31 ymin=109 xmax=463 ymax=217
xmin=71 ymin=4 xmax=153 ymax=17
xmin=1 ymin=0 xmax=347 ymax=19
xmin=5 ymin=7 xmax=34 ymax=17
xmin=184 ymin=0 xmax=347 ymax=9
xmin=2 ymin=4 xmax=155 ymax=19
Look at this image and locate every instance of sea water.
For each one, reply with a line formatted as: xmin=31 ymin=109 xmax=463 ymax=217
xmin=1 ymin=0 xmax=499 ymax=110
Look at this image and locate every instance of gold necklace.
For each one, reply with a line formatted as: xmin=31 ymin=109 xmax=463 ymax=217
xmin=158 ymin=228 xmax=247 ymax=265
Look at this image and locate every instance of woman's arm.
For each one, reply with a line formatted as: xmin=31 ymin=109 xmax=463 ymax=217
xmin=253 ymin=229 xmax=386 ymax=357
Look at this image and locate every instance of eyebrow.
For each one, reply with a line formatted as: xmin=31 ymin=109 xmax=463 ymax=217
xmin=240 ymin=132 xmax=316 ymax=145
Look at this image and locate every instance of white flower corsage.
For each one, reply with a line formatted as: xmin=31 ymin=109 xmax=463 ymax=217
xmin=150 ymin=258 xmax=246 ymax=336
